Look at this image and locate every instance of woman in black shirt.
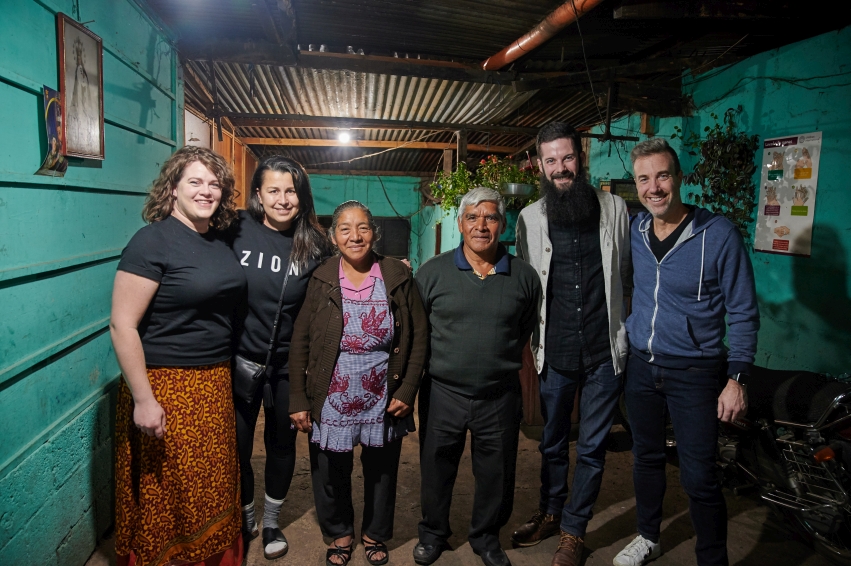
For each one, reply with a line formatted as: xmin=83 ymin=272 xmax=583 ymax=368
xmin=229 ymin=155 xmax=330 ymax=559
xmin=110 ymin=146 xmax=247 ymax=566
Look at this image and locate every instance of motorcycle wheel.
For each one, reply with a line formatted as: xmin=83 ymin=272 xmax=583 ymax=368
xmin=784 ymin=511 xmax=851 ymax=566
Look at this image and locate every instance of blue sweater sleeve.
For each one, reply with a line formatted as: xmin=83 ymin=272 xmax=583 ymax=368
xmin=716 ymin=227 xmax=760 ymax=374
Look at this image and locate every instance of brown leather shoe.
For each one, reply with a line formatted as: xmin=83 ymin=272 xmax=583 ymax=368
xmin=551 ymin=531 xmax=584 ymax=566
xmin=510 ymin=510 xmax=560 ymax=547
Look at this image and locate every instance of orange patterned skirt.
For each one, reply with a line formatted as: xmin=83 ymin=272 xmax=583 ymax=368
xmin=115 ymin=362 xmax=243 ymax=566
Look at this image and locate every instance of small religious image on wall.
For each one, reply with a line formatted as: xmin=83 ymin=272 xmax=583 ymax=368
xmin=34 ymin=86 xmax=68 ymax=177
xmin=57 ymin=13 xmax=104 ymax=160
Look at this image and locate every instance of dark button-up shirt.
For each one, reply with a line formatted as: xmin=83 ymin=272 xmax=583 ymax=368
xmin=545 ymin=212 xmax=611 ymax=372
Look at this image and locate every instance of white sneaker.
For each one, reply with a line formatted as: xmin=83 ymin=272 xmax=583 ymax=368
xmin=613 ymin=535 xmax=661 ymax=566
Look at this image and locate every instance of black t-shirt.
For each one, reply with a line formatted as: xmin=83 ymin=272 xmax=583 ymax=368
xmin=117 ymin=215 xmax=247 ymax=366
xmin=229 ymin=211 xmax=319 ymax=368
xmin=648 ymin=206 xmax=696 ymax=262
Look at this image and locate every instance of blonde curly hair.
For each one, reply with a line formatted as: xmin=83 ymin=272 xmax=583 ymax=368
xmin=142 ymin=146 xmax=238 ymax=230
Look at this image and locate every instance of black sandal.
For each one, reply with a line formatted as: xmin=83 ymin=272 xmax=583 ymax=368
xmin=262 ymin=527 xmax=289 ymax=560
xmin=362 ymin=536 xmax=389 ymax=566
xmin=325 ymin=541 xmax=353 ymax=566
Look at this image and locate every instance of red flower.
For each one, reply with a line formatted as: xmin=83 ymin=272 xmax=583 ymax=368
xmin=329 ymin=367 xmax=350 ymax=394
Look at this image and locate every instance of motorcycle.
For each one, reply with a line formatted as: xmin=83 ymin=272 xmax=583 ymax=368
xmin=718 ymin=367 xmax=851 ymax=565
xmin=618 ymin=366 xmax=851 ymax=564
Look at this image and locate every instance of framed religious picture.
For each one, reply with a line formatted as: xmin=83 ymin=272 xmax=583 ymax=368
xmin=57 ymin=13 xmax=104 ymax=160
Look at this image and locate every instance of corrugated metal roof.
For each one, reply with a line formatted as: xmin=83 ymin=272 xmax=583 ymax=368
xmin=184 ymin=60 xmax=594 ymax=171
xmin=158 ymin=0 xmax=851 ymax=172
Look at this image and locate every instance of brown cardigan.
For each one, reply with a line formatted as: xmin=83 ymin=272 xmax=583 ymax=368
xmin=288 ymin=254 xmax=428 ymax=418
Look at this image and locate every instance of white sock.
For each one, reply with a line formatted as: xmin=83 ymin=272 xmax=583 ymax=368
xmin=242 ymin=501 xmax=257 ymax=533
xmin=263 ymin=494 xmax=287 ymax=554
xmin=263 ymin=493 xmax=284 ymax=530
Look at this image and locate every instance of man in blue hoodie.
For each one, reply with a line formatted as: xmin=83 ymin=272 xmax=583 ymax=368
xmin=613 ymin=138 xmax=759 ymax=566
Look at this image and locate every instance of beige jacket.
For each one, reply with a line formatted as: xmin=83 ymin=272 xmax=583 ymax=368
xmin=515 ymin=190 xmax=632 ymax=375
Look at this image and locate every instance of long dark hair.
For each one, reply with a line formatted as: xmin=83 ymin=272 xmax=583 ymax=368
xmin=248 ymin=155 xmax=330 ymax=268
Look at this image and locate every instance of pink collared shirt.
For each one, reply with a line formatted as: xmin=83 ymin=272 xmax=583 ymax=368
xmin=339 ymin=259 xmax=384 ymax=300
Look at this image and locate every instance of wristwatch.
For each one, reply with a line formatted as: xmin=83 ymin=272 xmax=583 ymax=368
xmin=729 ymin=372 xmax=749 ymax=386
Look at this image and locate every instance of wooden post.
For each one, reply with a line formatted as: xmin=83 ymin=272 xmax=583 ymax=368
xmin=437 ymin=148 xmax=453 ymax=255
xmin=456 ymin=129 xmax=467 ymax=169
xmin=640 ymin=112 xmax=655 ymax=136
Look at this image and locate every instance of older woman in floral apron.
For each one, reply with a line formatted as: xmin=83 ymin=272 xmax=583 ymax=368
xmin=289 ymin=201 xmax=428 ymax=566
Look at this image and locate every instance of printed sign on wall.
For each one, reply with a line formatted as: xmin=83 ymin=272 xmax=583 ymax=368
xmin=755 ymin=131 xmax=822 ymax=256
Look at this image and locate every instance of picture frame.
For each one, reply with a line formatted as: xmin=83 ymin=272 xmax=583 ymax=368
xmin=57 ymin=13 xmax=104 ymax=160
xmin=611 ymin=179 xmax=644 ymax=217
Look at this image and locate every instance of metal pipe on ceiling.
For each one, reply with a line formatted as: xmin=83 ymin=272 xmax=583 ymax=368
xmin=480 ymin=0 xmax=606 ymax=71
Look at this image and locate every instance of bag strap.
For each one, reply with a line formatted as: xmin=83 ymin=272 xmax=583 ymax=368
xmin=262 ymin=256 xmax=294 ymax=369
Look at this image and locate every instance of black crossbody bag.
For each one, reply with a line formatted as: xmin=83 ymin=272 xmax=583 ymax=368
xmin=232 ymin=257 xmax=293 ymax=405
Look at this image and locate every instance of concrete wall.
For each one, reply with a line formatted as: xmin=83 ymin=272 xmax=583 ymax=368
xmin=0 ymin=1 xmax=180 ymax=563
xmin=587 ymin=26 xmax=851 ymax=375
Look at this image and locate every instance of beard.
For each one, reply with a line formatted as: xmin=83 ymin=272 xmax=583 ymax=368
xmin=540 ymin=172 xmax=600 ymax=227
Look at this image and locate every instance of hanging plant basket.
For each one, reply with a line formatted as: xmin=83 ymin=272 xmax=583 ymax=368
xmin=673 ymin=106 xmax=760 ymax=242
xmin=499 ymin=182 xmax=536 ymax=198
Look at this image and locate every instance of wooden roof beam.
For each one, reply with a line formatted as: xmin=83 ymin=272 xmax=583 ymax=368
xmin=180 ymin=40 xmax=297 ymax=65
xmin=227 ymin=113 xmax=540 ymax=136
xmin=305 ymin=169 xmax=435 ymax=177
xmin=240 ymin=138 xmax=517 ymax=153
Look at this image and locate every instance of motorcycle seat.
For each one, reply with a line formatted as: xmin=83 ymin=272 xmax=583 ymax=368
xmin=747 ymin=366 xmax=851 ymax=425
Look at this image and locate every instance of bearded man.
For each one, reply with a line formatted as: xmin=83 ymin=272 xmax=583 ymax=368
xmin=513 ymin=122 xmax=632 ymax=566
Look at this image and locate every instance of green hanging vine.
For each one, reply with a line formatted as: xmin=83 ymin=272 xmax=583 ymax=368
xmin=673 ymin=106 xmax=760 ymax=242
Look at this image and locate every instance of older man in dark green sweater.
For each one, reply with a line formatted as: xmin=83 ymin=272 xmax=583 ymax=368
xmin=413 ymin=188 xmax=541 ymax=566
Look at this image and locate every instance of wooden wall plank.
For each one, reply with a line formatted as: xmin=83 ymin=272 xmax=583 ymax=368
xmin=0 ymin=187 xmax=144 ymax=277
xmin=0 ymin=261 xmax=117 ymax=385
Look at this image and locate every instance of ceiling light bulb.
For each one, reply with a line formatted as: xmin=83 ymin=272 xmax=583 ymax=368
xmin=338 ymin=131 xmax=351 ymax=143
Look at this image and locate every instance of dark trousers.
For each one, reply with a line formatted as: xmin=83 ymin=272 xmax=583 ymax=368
xmin=539 ymin=360 xmax=621 ymax=536
xmin=624 ymin=354 xmax=728 ymax=566
xmin=418 ymin=377 xmax=522 ymax=554
xmin=309 ymin=440 xmax=403 ymax=542
xmin=234 ymin=372 xmax=298 ymax=504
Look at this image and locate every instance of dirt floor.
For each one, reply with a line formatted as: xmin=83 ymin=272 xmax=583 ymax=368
xmin=87 ymin=411 xmax=833 ymax=566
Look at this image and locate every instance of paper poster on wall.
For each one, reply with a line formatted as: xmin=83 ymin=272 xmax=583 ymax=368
xmin=755 ymin=131 xmax=821 ymax=256
xmin=35 ymin=86 xmax=68 ymax=177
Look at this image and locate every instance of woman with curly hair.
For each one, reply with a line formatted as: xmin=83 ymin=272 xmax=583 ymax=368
xmin=110 ymin=146 xmax=247 ymax=566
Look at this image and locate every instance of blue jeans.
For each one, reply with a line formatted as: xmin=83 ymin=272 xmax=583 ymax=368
xmin=538 ymin=360 xmax=621 ymax=537
xmin=624 ymin=354 xmax=728 ymax=566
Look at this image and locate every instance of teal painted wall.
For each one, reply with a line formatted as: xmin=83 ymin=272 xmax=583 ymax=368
xmin=309 ymin=173 xmax=432 ymax=264
xmin=685 ymin=26 xmax=851 ymax=374
xmin=310 ymin=174 xmax=422 ymax=217
xmin=587 ymin=26 xmax=851 ymax=374
xmin=307 ymin=175 xmax=523 ymax=271
xmin=410 ymin=205 xmax=440 ymax=271
xmin=0 ymin=0 xmax=180 ymax=564
xmin=587 ymin=114 xmax=683 ymax=189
